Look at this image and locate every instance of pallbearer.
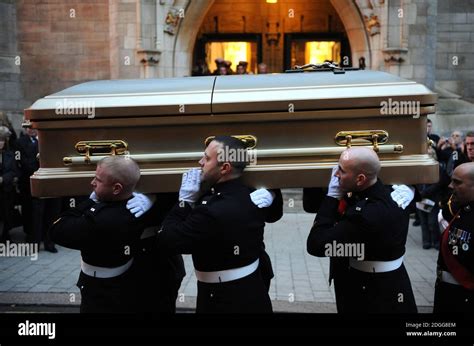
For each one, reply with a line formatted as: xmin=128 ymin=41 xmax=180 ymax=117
xmin=157 ymin=136 xmax=273 ymax=313
xmin=49 ymin=156 xmax=157 ymax=313
xmin=307 ymin=147 xmax=417 ymax=313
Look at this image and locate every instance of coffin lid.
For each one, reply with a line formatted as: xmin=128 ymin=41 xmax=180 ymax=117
xmin=25 ymin=70 xmax=437 ymax=120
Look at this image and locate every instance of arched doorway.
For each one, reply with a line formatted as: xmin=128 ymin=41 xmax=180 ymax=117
xmin=173 ymin=0 xmax=371 ymax=76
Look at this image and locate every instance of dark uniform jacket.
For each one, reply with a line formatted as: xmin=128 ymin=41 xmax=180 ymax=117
xmin=51 ymin=193 xmax=185 ymax=314
xmin=434 ymin=200 xmax=474 ymax=313
xmin=158 ymin=177 xmax=272 ymax=313
xmin=307 ymin=179 xmax=417 ymax=313
xmin=50 ymin=198 xmax=144 ymax=313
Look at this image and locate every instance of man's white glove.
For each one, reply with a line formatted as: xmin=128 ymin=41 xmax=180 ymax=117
xmin=250 ymin=188 xmax=275 ymax=208
xmin=327 ymin=166 xmax=343 ymax=200
xmin=391 ymin=184 xmax=415 ymax=210
xmin=126 ymin=192 xmax=156 ymax=218
xmin=179 ymin=168 xmax=202 ymax=204
xmin=89 ymin=191 xmax=99 ymax=202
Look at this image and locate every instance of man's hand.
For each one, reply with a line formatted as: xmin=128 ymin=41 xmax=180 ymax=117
xmin=327 ymin=166 xmax=343 ymax=200
xmin=250 ymin=188 xmax=275 ymax=208
xmin=126 ymin=193 xmax=156 ymax=218
xmin=179 ymin=168 xmax=201 ymax=204
xmin=89 ymin=191 xmax=99 ymax=202
xmin=391 ymin=184 xmax=415 ymax=210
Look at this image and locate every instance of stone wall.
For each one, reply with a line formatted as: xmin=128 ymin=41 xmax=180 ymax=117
xmin=0 ymin=0 xmax=23 ymax=130
xmin=16 ymin=0 xmax=110 ymax=107
xmin=436 ymin=0 xmax=474 ymax=100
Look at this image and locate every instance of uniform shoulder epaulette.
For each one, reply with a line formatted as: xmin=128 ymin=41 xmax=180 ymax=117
xmin=345 ymin=197 xmax=375 ymax=224
xmin=84 ymin=202 xmax=108 ymax=216
xmin=199 ymin=191 xmax=224 ymax=206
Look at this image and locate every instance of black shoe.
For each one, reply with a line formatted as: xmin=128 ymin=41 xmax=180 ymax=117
xmin=44 ymin=244 xmax=58 ymax=253
xmin=433 ymin=243 xmax=439 ymax=250
xmin=413 ymin=220 xmax=421 ymax=226
xmin=422 ymin=244 xmax=431 ymax=250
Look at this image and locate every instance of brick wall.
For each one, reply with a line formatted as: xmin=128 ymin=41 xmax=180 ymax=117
xmin=16 ymin=0 xmax=110 ymax=107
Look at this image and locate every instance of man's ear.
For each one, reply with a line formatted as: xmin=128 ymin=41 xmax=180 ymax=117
xmin=112 ymin=183 xmax=123 ymax=195
xmin=220 ymin=162 xmax=233 ymax=176
xmin=356 ymin=174 xmax=366 ymax=186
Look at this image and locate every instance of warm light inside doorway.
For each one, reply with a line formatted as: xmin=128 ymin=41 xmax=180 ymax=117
xmin=305 ymin=41 xmax=341 ymax=64
xmin=206 ymin=41 xmax=252 ymax=72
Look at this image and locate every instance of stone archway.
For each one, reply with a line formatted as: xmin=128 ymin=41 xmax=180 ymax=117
xmin=330 ymin=0 xmax=371 ymax=68
xmin=172 ymin=0 xmax=215 ymax=77
xmin=172 ymin=0 xmax=371 ymax=76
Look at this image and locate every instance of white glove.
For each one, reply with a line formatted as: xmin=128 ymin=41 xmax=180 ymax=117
xmin=250 ymin=188 xmax=275 ymax=208
xmin=89 ymin=191 xmax=99 ymax=202
xmin=327 ymin=166 xmax=343 ymax=199
xmin=391 ymin=184 xmax=415 ymax=210
xmin=179 ymin=168 xmax=202 ymax=204
xmin=126 ymin=192 xmax=156 ymax=218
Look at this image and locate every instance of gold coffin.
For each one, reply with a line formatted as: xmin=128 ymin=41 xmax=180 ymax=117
xmin=25 ymin=70 xmax=438 ymax=197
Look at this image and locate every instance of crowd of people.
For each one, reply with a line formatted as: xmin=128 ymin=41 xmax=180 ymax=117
xmin=192 ymin=58 xmax=269 ymax=76
xmin=415 ymin=120 xmax=474 ymax=250
xmin=1 ymin=114 xmax=61 ymax=252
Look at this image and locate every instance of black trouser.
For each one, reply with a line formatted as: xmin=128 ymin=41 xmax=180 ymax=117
xmin=1 ymin=190 xmax=15 ymax=241
xmin=32 ymin=198 xmax=61 ymax=247
xmin=20 ymin=189 xmax=33 ymax=236
xmin=418 ymin=207 xmax=440 ymax=248
xmin=340 ymin=264 xmax=418 ymax=313
xmin=196 ymin=268 xmax=272 ymax=313
xmin=259 ymin=251 xmax=274 ymax=293
xmin=77 ymin=270 xmax=138 ymax=313
xmin=133 ymin=237 xmax=185 ymax=314
xmin=434 ymin=279 xmax=473 ymax=313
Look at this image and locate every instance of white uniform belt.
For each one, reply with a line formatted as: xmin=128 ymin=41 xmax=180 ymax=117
xmin=349 ymin=256 xmax=404 ymax=273
xmin=195 ymin=259 xmax=259 ymax=283
xmin=440 ymin=271 xmax=461 ymax=286
xmin=81 ymin=258 xmax=133 ymax=279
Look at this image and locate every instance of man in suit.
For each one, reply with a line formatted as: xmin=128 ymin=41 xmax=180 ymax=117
xmin=0 ymin=126 xmax=21 ymax=242
xmin=16 ymin=128 xmax=39 ymax=240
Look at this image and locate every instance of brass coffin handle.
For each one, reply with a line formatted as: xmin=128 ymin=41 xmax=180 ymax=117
xmin=204 ymin=135 xmax=257 ymax=149
xmin=335 ymin=130 xmax=389 ymax=152
xmin=64 ymin=140 xmax=128 ymax=164
xmin=63 ymin=133 xmax=403 ymax=166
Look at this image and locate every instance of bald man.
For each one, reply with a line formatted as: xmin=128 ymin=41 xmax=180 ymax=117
xmin=49 ymin=156 xmax=158 ymax=313
xmin=307 ymin=147 xmax=417 ymax=313
xmin=434 ymin=162 xmax=474 ymax=313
